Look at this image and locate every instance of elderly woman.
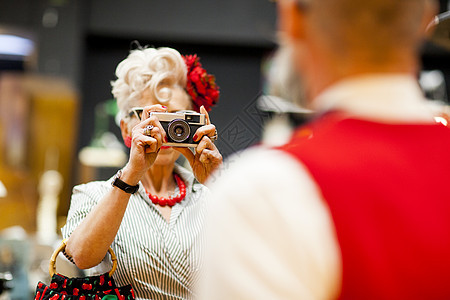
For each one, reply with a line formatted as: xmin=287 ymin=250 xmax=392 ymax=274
xmin=61 ymin=46 xmax=222 ymax=299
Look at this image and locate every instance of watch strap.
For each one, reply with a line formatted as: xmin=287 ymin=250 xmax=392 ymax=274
xmin=112 ymin=170 xmax=139 ymax=194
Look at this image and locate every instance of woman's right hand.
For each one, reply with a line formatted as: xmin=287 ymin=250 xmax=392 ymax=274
xmin=124 ymin=104 xmax=168 ymax=181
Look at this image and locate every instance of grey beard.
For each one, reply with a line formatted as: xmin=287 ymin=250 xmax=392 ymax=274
xmin=267 ymin=43 xmax=309 ymax=111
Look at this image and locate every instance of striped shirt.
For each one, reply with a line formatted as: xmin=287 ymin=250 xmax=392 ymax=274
xmin=61 ymin=164 xmax=210 ymax=300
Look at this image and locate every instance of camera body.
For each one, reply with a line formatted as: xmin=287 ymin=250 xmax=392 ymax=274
xmin=151 ymin=111 xmax=206 ymax=147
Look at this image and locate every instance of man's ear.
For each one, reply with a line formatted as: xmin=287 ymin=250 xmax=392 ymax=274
xmin=277 ymin=0 xmax=306 ymax=41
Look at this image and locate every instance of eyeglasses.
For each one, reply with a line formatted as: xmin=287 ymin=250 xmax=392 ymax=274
xmin=128 ymin=107 xmax=144 ymax=120
xmin=128 ymin=107 xmax=197 ymax=121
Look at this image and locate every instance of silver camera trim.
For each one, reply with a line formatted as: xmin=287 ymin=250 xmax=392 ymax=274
xmin=150 ymin=111 xmax=206 ymax=147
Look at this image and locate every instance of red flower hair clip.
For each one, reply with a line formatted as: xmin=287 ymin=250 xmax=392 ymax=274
xmin=183 ymin=54 xmax=220 ymax=112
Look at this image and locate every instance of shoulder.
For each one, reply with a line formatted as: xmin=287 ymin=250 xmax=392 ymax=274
xmin=209 ymin=146 xmax=315 ymax=194
xmin=72 ymin=179 xmax=111 ymax=195
xmin=206 ymin=145 xmax=328 ymax=220
xmin=201 ymin=146 xmax=342 ymax=299
xmin=70 ymin=179 xmax=113 ymax=207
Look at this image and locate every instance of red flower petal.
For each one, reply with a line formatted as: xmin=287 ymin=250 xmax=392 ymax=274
xmin=182 ymin=54 xmax=220 ymax=112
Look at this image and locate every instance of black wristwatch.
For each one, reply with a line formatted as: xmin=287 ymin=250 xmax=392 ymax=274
xmin=112 ymin=169 xmax=139 ymax=194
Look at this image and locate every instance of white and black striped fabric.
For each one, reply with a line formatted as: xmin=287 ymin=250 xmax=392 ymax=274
xmin=61 ymin=164 xmax=210 ymax=300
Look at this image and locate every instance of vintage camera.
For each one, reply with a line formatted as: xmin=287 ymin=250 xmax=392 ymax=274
xmin=151 ymin=111 xmax=206 ymax=147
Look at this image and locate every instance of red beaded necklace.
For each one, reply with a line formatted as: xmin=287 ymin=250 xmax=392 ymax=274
xmin=146 ymin=174 xmax=186 ymax=207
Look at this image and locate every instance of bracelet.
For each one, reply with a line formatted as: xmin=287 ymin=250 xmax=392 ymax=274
xmin=62 ymin=248 xmax=75 ymax=264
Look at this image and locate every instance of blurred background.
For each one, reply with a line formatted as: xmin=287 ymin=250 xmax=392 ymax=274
xmin=0 ymin=0 xmax=449 ymax=298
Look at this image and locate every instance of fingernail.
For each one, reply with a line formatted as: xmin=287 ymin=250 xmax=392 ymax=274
xmin=193 ymin=134 xmax=198 ymax=142
xmin=161 ymin=105 xmax=167 ymax=109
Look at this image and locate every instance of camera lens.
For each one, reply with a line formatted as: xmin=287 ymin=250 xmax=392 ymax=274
xmin=168 ymin=119 xmax=191 ymax=142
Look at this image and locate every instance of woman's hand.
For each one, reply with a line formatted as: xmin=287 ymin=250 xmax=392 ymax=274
xmin=125 ymin=105 xmax=167 ymax=180
xmin=175 ymin=106 xmax=223 ymax=184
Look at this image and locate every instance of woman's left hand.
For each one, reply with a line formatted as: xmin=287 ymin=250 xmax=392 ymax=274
xmin=175 ymin=106 xmax=223 ymax=184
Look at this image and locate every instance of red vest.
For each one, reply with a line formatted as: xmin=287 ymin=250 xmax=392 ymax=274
xmin=279 ymin=112 xmax=450 ymax=299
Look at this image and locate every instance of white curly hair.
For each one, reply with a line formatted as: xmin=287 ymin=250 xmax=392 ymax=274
xmin=111 ymin=46 xmax=188 ymax=120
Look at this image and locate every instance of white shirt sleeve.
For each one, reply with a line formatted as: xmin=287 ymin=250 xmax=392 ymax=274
xmin=198 ymin=147 xmax=342 ymax=300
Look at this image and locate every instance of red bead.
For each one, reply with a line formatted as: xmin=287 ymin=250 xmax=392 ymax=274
xmin=159 ymin=197 xmax=167 ymax=206
xmin=150 ymin=194 xmax=158 ymax=204
xmin=146 ymin=173 xmax=187 ymax=207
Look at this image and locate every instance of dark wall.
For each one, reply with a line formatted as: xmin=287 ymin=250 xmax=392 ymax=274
xmin=87 ymin=0 xmax=276 ymax=47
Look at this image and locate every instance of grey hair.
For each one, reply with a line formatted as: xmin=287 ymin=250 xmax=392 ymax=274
xmin=111 ymin=47 xmax=187 ymax=120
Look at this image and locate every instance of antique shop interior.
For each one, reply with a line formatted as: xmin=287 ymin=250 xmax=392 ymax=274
xmin=1 ymin=0 xmax=450 ymax=298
